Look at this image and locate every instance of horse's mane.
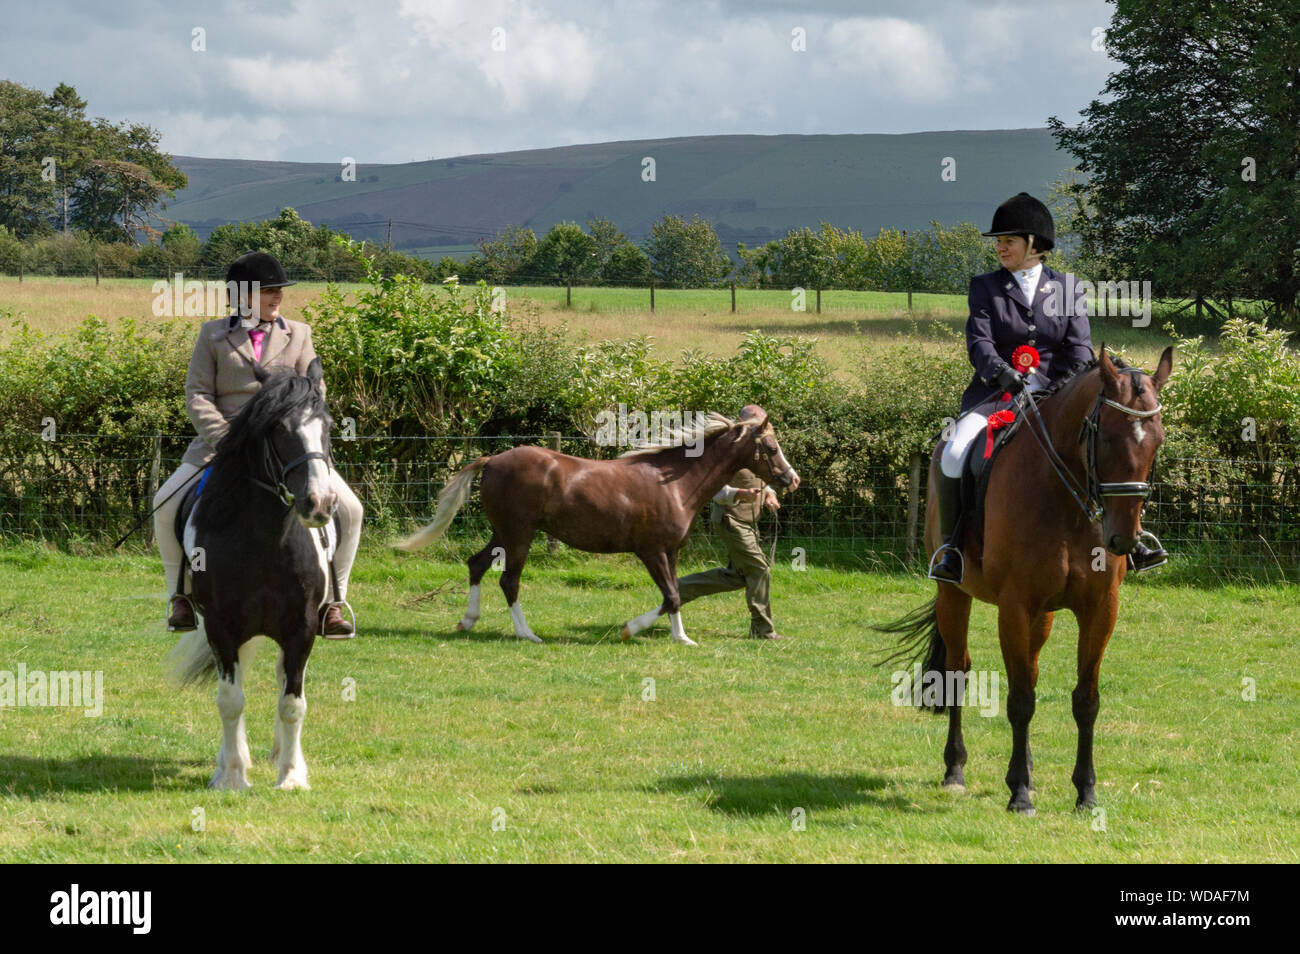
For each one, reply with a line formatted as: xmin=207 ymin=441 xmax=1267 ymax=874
xmin=1034 ymin=353 xmax=1139 ymax=404
xmin=195 ymin=368 xmax=330 ymax=531
xmin=617 ymin=411 xmax=734 ymax=458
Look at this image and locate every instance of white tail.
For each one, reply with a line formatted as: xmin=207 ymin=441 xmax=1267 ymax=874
xmin=394 ymin=456 xmax=489 ymax=552
xmin=165 ymin=624 xmax=215 ymax=687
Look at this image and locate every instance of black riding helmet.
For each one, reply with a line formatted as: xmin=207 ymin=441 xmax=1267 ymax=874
xmin=982 ymin=192 xmax=1054 ymax=253
xmin=226 ymin=250 xmax=297 ymax=290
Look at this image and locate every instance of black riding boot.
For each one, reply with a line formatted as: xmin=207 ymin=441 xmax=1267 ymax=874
xmin=928 ymin=473 xmax=965 ymax=583
xmin=1128 ymin=532 xmax=1168 ymax=572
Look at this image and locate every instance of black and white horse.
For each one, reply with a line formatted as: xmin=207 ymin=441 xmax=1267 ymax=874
xmin=166 ymin=358 xmax=338 ymax=790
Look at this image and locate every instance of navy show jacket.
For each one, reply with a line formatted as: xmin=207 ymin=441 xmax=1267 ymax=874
xmin=960 ymin=265 xmax=1094 ymax=412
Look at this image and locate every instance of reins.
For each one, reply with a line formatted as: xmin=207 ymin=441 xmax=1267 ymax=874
xmin=249 ymin=433 xmax=332 ymax=508
xmin=1014 ymin=367 xmax=1161 ymax=523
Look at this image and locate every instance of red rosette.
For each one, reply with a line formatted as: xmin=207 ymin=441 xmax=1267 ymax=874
xmin=1011 ymin=345 xmax=1040 ymax=373
xmin=988 ymin=409 xmax=1016 ymax=431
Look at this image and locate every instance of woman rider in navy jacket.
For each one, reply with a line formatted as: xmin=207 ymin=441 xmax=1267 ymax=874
xmin=928 ymin=192 xmax=1167 ymax=583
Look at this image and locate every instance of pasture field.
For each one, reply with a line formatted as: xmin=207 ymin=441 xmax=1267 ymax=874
xmin=0 ymin=541 xmax=1296 ymax=863
xmin=0 ymin=275 xmax=1210 ymax=374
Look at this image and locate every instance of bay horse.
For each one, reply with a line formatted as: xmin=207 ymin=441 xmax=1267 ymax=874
xmin=879 ymin=346 xmax=1173 ymax=814
xmin=166 ymin=358 xmax=338 ymax=790
xmin=396 ymin=405 xmax=799 ymax=646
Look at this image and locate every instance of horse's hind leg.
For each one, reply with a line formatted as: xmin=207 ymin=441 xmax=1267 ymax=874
xmin=458 ymin=535 xmax=500 ymax=632
xmin=628 ymin=549 xmax=695 ymax=646
xmin=1071 ymin=591 xmax=1117 ymax=810
xmin=210 ymin=638 xmax=253 ymax=791
xmin=273 ymin=634 xmax=311 ymax=790
xmin=936 ymin=584 xmax=973 ymax=791
xmin=499 ymin=531 xmax=542 ymax=643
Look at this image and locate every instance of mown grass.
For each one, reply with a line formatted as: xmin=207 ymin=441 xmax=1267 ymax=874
xmin=0 ymin=542 xmax=1296 ymax=862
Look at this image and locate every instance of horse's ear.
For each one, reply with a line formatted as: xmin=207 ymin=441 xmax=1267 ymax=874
xmin=1098 ymin=343 xmax=1120 ymax=395
xmin=1151 ymin=346 xmax=1174 ymax=392
xmin=253 ymin=363 xmax=270 ymax=383
xmin=306 ymin=356 xmax=324 ymax=390
xmin=738 ymin=404 xmax=768 ymax=431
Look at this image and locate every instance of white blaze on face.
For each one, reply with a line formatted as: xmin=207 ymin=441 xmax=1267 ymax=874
xmin=1131 ymin=419 xmax=1146 ymax=444
xmin=295 ymin=406 xmax=331 ymax=501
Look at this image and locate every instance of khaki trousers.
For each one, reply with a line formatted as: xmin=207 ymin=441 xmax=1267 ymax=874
xmin=675 ymin=510 xmax=776 ymax=638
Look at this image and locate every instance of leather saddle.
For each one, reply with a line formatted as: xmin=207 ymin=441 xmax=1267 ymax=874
xmin=955 ymin=400 xmax=1025 ymax=546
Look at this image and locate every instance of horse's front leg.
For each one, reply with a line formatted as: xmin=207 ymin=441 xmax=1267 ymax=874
xmin=1071 ymin=587 xmax=1118 ymax=810
xmin=210 ymin=637 xmax=253 ymax=790
xmin=997 ymin=604 xmax=1041 ymax=815
xmin=273 ymin=630 xmax=312 ymax=791
xmin=626 ymin=549 xmax=695 ymax=646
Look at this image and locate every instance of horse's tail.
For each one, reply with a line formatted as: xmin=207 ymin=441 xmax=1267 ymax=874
xmin=165 ymin=626 xmax=216 ymax=687
xmin=871 ymin=596 xmax=948 ymax=714
xmin=394 ymin=455 xmax=491 ymax=552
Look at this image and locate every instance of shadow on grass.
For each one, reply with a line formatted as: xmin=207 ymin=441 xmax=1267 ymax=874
xmin=0 ymin=754 xmax=198 ymax=798
xmin=650 ymin=771 xmax=936 ymax=815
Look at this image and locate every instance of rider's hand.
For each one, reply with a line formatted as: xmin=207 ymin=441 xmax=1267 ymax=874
xmin=763 ymin=489 xmax=780 ymax=511
xmin=996 ymin=366 xmax=1026 ymax=395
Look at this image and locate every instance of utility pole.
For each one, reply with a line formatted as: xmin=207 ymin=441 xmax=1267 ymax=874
xmin=387 ymin=219 xmax=392 ymax=247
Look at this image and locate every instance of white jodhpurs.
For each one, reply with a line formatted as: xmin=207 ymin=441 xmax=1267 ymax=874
xmin=153 ymin=463 xmax=364 ymax=602
xmin=940 ymin=412 xmax=988 ymax=478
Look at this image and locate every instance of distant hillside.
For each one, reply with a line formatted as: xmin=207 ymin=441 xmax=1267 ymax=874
xmin=167 ymin=130 xmax=1075 ymax=257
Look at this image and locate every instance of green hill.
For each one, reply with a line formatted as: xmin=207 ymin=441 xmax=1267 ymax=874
xmin=168 ymin=129 xmax=1074 ymax=257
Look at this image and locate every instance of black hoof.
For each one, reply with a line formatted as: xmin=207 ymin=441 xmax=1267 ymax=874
xmin=1007 ymin=797 xmax=1035 ymax=816
xmin=1075 ymin=793 xmax=1097 ymax=811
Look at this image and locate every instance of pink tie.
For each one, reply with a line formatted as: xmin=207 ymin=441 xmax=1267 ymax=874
xmin=249 ymin=328 xmax=266 ymax=362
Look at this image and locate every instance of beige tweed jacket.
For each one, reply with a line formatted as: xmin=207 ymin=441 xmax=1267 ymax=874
xmin=181 ymin=316 xmax=321 ymax=467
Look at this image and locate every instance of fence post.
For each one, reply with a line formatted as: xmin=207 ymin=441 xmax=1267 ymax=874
xmin=907 ymin=288 xmax=913 ymax=312
xmin=816 ymin=288 xmax=821 ymax=314
xmin=650 ymin=281 xmax=655 ymax=313
xmin=731 ymin=281 xmax=736 ymax=313
xmin=547 ymin=432 xmax=562 ymax=552
xmin=566 ymin=284 xmax=571 ymax=307
xmin=146 ymin=432 xmax=162 ymax=546
xmin=905 ymin=450 xmax=923 ymax=566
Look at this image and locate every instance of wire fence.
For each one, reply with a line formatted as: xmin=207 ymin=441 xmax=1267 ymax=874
xmin=0 ymin=432 xmax=1296 ymax=582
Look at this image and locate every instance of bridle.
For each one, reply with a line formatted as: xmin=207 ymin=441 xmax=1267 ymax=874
xmin=250 ymin=426 xmax=332 ymax=508
xmin=753 ymin=424 xmax=796 ymax=487
xmin=1018 ymin=366 xmax=1161 ymax=523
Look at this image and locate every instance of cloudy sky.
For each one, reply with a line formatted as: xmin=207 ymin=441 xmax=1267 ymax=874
xmin=3 ymin=0 xmax=1117 ymax=163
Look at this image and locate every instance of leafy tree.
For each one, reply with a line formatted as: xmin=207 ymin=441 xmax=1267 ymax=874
xmin=603 ymin=243 xmax=651 ymax=285
xmin=646 ymin=214 xmax=732 ymax=287
xmin=1048 ymin=0 xmax=1300 ymax=319
xmin=586 ymin=216 xmax=630 ymax=279
xmin=0 ymin=80 xmax=57 ymax=236
xmin=533 ymin=221 xmax=598 ymax=284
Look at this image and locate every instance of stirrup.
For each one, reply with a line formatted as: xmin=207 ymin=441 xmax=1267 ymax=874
xmin=167 ymin=593 xmax=198 ymax=632
xmin=320 ymin=600 xmax=357 ymax=640
xmin=927 ymin=544 xmax=965 ymax=583
xmin=1127 ymin=531 xmax=1168 ymax=573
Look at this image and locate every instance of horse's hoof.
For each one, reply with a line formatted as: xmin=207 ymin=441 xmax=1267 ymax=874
xmin=209 ymin=773 xmax=252 ymax=791
xmin=275 ymin=774 xmax=310 ymax=791
xmin=455 ymin=620 xmax=468 ymax=631
xmin=620 ymin=625 xmax=632 ymax=641
xmin=673 ymin=636 xmax=699 ymax=647
xmin=1007 ymin=801 xmax=1036 ymax=816
xmin=941 ymin=781 xmax=966 ymax=793
xmin=516 ymin=632 xmax=543 ymax=643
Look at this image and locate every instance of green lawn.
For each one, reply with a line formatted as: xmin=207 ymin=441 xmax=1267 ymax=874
xmin=1 ymin=542 xmax=1295 ymax=862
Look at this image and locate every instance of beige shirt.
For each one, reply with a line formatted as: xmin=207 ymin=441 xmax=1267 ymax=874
xmin=181 ymin=315 xmax=320 ymax=467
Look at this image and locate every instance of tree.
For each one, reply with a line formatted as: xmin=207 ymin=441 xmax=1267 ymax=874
xmin=603 ymin=243 xmax=651 ymax=285
xmin=533 ymin=221 xmax=598 ymax=285
xmin=586 ymin=216 xmax=630 ymax=279
xmin=1048 ymin=0 xmax=1300 ymax=319
xmin=469 ymin=224 xmax=538 ymax=284
xmin=646 ymin=214 xmax=732 ymax=287
xmin=0 ymin=80 xmax=58 ymax=236
xmin=46 ymin=83 xmax=88 ymax=234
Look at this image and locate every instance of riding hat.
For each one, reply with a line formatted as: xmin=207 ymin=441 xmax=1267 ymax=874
xmin=226 ymin=250 xmax=296 ymax=289
xmin=983 ymin=192 xmax=1054 ymax=252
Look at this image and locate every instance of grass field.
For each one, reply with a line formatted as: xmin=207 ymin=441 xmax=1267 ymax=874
xmin=1 ymin=541 xmax=1296 ymax=863
xmin=0 ymin=275 xmax=1220 ymax=376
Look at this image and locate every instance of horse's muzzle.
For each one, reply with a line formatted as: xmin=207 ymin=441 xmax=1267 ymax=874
xmin=299 ymin=489 xmax=338 ymax=528
xmin=782 ymin=469 xmax=801 ymax=492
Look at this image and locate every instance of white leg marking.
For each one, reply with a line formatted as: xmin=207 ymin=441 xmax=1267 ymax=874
xmin=509 ymin=601 xmax=542 ymax=643
xmin=457 ymin=583 xmax=481 ymax=631
xmin=274 ymin=688 xmax=309 ymax=791
xmin=270 ymin=652 xmax=286 ymax=763
xmin=623 ymin=605 xmax=662 ymax=637
xmin=211 ymin=661 xmax=252 ymax=790
xmin=668 ymin=611 xmax=697 ymax=647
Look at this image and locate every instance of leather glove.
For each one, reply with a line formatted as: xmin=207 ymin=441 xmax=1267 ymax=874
xmin=996 ymin=366 xmax=1026 ymax=395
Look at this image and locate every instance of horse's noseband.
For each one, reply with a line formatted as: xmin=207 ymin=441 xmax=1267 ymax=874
xmin=253 ymin=436 xmax=332 ymax=507
xmin=1079 ymin=368 xmax=1162 ymax=509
